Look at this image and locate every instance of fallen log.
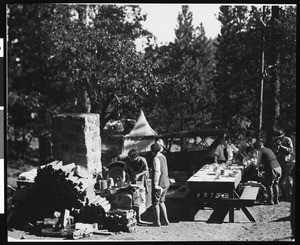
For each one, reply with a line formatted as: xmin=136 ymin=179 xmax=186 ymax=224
xmin=41 ymin=227 xmax=74 ymax=238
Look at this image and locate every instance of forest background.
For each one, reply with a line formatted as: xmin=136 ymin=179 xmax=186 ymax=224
xmin=7 ymin=4 xmax=296 ymax=163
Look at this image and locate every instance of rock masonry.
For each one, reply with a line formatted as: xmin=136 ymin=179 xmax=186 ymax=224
xmin=52 ymin=113 xmax=101 ymax=175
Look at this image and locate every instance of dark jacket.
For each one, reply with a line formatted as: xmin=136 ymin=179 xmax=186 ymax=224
xmin=260 ymin=147 xmax=281 ymax=171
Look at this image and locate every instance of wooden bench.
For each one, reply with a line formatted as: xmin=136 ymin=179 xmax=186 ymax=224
xmin=239 ymin=186 xmax=260 ymax=206
xmin=168 ymin=183 xmax=190 ymax=199
xmin=210 ymin=186 xmax=259 ymax=223
xmin=165 ymin=183 xmax=191 ymax=221
xmin=187 ymin=186 xmax=259 ymax=223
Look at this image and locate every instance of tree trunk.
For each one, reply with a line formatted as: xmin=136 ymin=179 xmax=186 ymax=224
xmin=265 ymin=6 xmax=281 ymax=148
xmin=257 ymin=6 xmax=266 ymax=140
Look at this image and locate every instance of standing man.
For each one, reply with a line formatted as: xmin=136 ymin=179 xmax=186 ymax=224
xmin=122 ymin=149 xmax=149 ymax=225
xmin=272 ymin=129 xmax=294 ymax=200
xmin=254 ymin=140 xmax=282 ymax=205
xmin=150 ymin=143 xmax=170 ymax=227
xmin=122 ymin=149 xmax=149 ymax=189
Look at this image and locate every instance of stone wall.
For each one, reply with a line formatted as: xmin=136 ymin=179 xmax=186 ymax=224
xmin=52 ymin=113 xmax=101 ymax=175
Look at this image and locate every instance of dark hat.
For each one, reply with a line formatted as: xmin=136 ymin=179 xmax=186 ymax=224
xmin=128 ymin=149 xmax=139 ymax=158
xmin=151 ymin=143 xmax=161 ymax=153
xmin=273 ymin=129 xmax=284 ymax=140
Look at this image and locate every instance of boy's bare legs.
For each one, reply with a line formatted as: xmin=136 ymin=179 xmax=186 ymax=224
xmin=152 ymin=203 xmax=161 ymax=226
xmin=159 ymin=202 xmax=169 ymax=225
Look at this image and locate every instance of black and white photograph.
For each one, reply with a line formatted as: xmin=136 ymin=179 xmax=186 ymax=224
xmin=5 ymin=3 xmax=296 ymax=242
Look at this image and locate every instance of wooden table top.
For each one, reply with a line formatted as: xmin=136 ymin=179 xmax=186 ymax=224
xmin=187 ymin=164 xmax=244 ymax=192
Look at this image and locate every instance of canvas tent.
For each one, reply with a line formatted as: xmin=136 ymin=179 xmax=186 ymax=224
xmin=120 ymin=110 xmax=158 ymax=157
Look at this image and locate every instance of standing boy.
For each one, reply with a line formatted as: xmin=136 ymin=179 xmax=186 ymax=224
xmin=150 ymin=143 xmax=170 ymax=226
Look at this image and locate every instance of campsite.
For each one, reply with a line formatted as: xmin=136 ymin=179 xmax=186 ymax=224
xmin=7 ymin=110 xmax=294 ymax=241
xmin=6 ymin=4 xmax=296 ymax=242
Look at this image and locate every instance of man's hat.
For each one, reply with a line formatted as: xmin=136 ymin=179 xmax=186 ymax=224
xmin=128 ymin=149 xmax=139 ymax=158
xmin=273 ymin=129 xmax=284 ymax=140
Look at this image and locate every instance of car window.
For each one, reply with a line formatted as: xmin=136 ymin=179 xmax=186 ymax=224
xmin=166 ymin=136 xmax=218 ymax=152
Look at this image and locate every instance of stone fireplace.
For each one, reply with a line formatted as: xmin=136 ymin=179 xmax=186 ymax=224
xmin=51 ymin=113 xmax=101 ymax=175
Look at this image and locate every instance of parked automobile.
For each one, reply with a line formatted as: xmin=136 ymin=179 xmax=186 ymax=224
xmin=106 ymin=128 xmax=227 ymax=183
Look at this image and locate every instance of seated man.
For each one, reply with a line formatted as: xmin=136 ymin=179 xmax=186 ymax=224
xmin=214 ymin=135 xmax=238 ymax=164
xmin=214 ymin=135 xmax=228 ymax=163
xmin=226 ymin=137 xmax=239 ymax=163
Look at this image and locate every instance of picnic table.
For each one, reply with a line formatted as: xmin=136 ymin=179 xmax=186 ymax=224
xmin=187 ymin=164 xmax=259 ymax=223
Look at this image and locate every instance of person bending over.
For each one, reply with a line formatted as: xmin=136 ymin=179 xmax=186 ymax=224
xmin=254 ymin=140 xmax=282 ymax=205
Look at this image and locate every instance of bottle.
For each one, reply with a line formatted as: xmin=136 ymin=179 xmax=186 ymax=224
xmin=216 ymin=168 xmax=221 ymax=179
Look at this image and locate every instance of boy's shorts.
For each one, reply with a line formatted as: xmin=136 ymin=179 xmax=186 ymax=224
xmin=265 ymin=166 xmax=282 ymax=186
xmin=152 ymin=186 xmax=169 ymax=204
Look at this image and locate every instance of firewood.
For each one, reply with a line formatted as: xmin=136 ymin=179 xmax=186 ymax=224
xmin=41 ymin=227 xmax=74 ymax=238
xmin=89 ymin=196 xmax=104 ymax=205
xmin=73 ymin=222 xmax=98 ymax=240
xmin=44 ymin=218 xmax=59 ymax=227
xmin=40 ymin=160 xmax=60 ymax=169
xmin=93 ymin=230 xmax=112 ymax=235
xmin=54 ymin=209 xmax=70 ymax=229
xmin=60 ymin=163 xmax=76 ymax=173
xmin=94 ymin=199 xmax=109 ymax=207
xmin=53 ymin=211 xmax=61 ymax=218
xmin=75 ymin=222 xmax=98 ymax=231
xmin=101 ymin=203 xmax=111 ymax=213
xmin=108 ymin=209 xmax=135 ymax=219
xmin=74 ymin=166 xmax=90 ymax=179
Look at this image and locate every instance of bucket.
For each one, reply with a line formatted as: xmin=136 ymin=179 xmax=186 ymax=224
xmin=102 ymin=180 xmax=108 ymax=190
xmin=107 ymin=178 xmax=114 ymax=188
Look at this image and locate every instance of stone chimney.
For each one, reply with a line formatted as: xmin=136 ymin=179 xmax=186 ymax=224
xmin=51 ymin=113 xmax=101 ymax=175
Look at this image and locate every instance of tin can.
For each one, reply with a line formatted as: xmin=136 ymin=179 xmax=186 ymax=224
xmin=102 ymin=180 xmax=108 ymax=190
xmin=215 ymin=169 xmax=220 ymax=179
xmin=107 ymin=178 xmax=114 ymax=188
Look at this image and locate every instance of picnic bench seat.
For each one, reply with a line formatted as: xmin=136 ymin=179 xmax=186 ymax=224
xmin=207 ymin=186 xmax=259 ymax=223
xmin=187 ymin=185 xmax=260 ymax=223
xmin=168 ymin=183 xmax=190 ymax=199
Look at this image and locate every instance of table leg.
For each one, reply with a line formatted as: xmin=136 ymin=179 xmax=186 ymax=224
xmin=187 ymin=189 xmax=197 ymax=221
xmin=241 ymin=206 xmax=256 ymax=222
xmin=229 ymin=191 xmax=234 ymax=222
xmin=234 ymin=190 xmax=240 ymax=210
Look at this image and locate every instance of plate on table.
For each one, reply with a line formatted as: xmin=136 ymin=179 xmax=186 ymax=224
xmin=228 ymin=173 xmax=236 ymax=177
xmin=221 ymin=174 xmax=231 ymax=177
xmin=206 ymin=172 xmax=216 ymax=175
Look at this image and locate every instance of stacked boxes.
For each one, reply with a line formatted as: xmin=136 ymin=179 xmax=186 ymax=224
xmin=52 ymin=113 xmax=101 ymax=175
xmin=105 ymin=209 xmax=136 ymax=233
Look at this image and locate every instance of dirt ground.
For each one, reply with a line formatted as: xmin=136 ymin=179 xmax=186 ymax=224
xmin=7 ymin=200 xmax=293 ymax=242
